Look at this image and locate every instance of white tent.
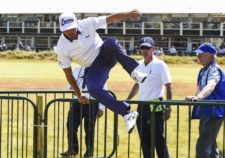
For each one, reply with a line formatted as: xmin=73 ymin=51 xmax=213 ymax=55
xmin=1 ymin=0 xmax=225 ymax=14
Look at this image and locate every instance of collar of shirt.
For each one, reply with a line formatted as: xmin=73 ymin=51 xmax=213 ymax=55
xmin=202 ymin=60 xmax=216 ymax=71
xmin=143 ymin=56 xmax=157 ymax=66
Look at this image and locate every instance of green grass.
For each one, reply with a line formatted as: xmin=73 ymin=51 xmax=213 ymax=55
xmin=0 ymin=60 xmax=225 ymax=158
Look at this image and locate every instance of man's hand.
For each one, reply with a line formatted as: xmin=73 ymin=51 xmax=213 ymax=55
xmin=185 ymin=96 xmax=199 ymax=102
xmin=106 ymin=9 xmax=142 ymax=25
xmin=127 ymin=9 xmax=142 ymax=20
xmin=96 ymin=109 xmax=104 ymax=118
xmin=77 ymin=95 xmax=89 ymax=105
xmin=163 ymin=107 xmax=172 ymax=121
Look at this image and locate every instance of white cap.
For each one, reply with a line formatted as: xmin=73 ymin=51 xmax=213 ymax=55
xmin=59 ymin=13 xmax=78 ymax=32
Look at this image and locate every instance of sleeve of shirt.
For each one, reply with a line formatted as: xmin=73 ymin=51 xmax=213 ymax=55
xmin=160 ymin=62 xmax=172 ymax=84
xmin=54 ymin=46 xmax=71 ymax=69
xmin=207 ymin=67 xmax=221 ymax=84
xmin=82 ymin=16 xmax=107 ymax=30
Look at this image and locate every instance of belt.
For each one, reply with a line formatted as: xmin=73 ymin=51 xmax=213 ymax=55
xmin=149 ymin=98 xmax=163 ymax=112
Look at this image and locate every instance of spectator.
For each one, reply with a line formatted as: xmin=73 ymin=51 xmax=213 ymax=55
xmin=2 ymin=43 xmax=7 ymax=51
xmin=168 ymin=46 xmax=177 ymax=56
xmin=154 ymin=46 xmax=162 ymax=56
xmin=19 ymin=42 xmax=24 ymax=50
xmin=185 ymin=43 xmax=225 ymax=158
xmin=60 ymin=65 xmax=106 ymax=157
xmin=218 ymin=43 xmax=225 ymax=56
xmin=127 ymin=37 xmax=172 ymax=158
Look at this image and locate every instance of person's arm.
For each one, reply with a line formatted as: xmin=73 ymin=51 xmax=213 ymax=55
xmin=165 ymin=83 xmax=172 ymax=103
xmin=63 ymin=67 xmax=89 ymax=105
xmin=196 ymin=80 xmax=217 ymax=100
xmin=106 ymin=9 xmax=141 ymax=25
xmin=127 ymin=83 xmax=139 ymax=100
xmin=163 ymin=83 xmax=172 ymax=120
xmin=185 ymin=80 xmax=217 ymax=101
xmin=186 ymin=67 xmax=221 ymax=101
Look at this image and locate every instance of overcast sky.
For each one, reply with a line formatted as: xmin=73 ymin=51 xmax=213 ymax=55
xmin=1 ymin=0 xmax=225 ymax=14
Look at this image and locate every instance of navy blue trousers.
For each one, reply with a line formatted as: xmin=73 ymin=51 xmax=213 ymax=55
xmin=85 ymin=38 xmax=138 ymax=116
xmin=137 ymin=104 xmax=170 ymax=158
xmin=67 ymin=102 xmax=97 ymax=156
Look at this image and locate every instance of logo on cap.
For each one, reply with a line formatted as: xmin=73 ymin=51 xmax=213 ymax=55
xmin=61 ymin=18 xmax=74 ymax=26
xmin=140 ymin=37 xmax=155 ymax=47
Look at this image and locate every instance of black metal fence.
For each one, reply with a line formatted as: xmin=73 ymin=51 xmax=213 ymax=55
xmin=0 ymin=96 xmax=37 ymax=158
xmin=0 ymin=90 xmax=225 ymax=158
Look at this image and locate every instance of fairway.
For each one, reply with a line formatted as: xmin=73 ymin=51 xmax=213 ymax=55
xmin=0 ymin=60 xmax=225 ymax=158
xmin=0 ymin=60 xmax=206 ymax=98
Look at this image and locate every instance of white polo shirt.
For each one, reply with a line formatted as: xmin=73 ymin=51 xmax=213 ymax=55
xmin=68 ymin=66 xmax=106 ymax=111
xmin=136 ymin=56 xmax=171 ymax=100
xmin=55 ymin=16 xmax=107 ymax=68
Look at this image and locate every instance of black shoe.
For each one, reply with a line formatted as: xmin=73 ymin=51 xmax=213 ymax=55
xmin=60 ymin=150 xmax=78 ymax=157
xmin=83 ymin=151 xmax=93 ymax=158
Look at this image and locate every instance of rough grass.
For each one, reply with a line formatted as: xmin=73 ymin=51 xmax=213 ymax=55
xmin=0 ymin=50 xmax=57 ymax=61
xmin=1 ymin=50 xmax=225 ymax=65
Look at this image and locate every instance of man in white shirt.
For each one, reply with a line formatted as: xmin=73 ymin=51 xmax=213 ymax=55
xmin=169 ymin=46 xmax=177 ymax=56
xmin=61 ymin=65 xmax=106 ymax=158
xmin=55 ymin=10 xmax=148 ymax=133
xmin=127 ymin=37 xmax=172 ymax=158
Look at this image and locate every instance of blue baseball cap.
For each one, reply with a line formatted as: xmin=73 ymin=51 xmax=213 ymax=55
xmin=194 ymin=43 xmax=217 ymax=55
xmin=140 ymin=37 xmax=155 ymax=48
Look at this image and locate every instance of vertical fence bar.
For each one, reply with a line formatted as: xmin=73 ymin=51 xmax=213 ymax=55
xmin=57 ymin=102 xmax=60 ymax=157
xmin=26 ymin=100 xmax=29 ymax=158
xmin=140 ymin=104 xmax=143 ymax=158
xmin=223 ymin=117 xmax=225 ymax=157
xmin=79 ymin=101 xmax=83 ymax=158
xmin=188 ymin=106 xmax=192 ymax=158
xmin=128 ymin=134 xmax=130 ymax=158
xmin=104 ymin=109 xmax=108 ymax=157
xmin=62 ymin=93 xmax=65 ymax=152
xmin=53 ymin=94 xmax=56 ymax=158
xmin=16 ymin=96 xmax=19 ymax=158
xmin=7 ymin=99 xmax=10 ymax=158
xmin=22 ymin=100 xmax=25 ymax=158
xmin=96 ymin=118 xmax=99 ymax=157
xmin=0 ymin=99 xmax=2 ymax=158
xmin=10 ymin=99 xmax=13 ymax=158
xmin=176 ymin=105 xmax=180 ymax=158
xmin=37 ymin=96 xmax=43 ymax=158
xmin=165 ymin=113 xmax=168 ymax=158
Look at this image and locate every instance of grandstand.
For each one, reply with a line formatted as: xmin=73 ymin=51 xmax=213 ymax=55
xmin=0 ymin=0 xmax=225 ymax=53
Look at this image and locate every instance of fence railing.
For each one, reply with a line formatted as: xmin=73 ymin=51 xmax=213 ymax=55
xmin=0 ymin=90 xmax=225 ymax=158
xmin=0 ymin=96 xmax=38 ymax=158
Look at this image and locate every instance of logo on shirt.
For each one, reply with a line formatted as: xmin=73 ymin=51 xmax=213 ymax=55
xmin=85 ymin=34 xmax=91 ymax=38
xmin=149 ymin=70 xmax=152 ymax=74
xmin=58 ymin=60 xmax=64 ymax=66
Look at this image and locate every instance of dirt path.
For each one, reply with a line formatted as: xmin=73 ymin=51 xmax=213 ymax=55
xmin=0 ymin=79 xmax=195 ymax=98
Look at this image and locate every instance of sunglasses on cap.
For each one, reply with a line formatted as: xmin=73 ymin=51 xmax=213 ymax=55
xmin=140 ymin=46 xmax=152 ymax=50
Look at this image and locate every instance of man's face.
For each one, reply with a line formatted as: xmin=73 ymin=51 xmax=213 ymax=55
xmin=140 ymin=46 xmax=154 ymax=59
xmin=63 ymin=28 xmax=77 ymax=39
xmin=197 ymin=52 xmax=213 ymax=66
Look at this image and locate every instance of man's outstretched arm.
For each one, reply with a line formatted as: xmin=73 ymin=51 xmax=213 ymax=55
xmin=106 ymin=9 xmax=141 ymax=25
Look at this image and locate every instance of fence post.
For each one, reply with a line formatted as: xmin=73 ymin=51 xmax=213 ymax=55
xmin=36 ymin=96 xmax=43 ymax=158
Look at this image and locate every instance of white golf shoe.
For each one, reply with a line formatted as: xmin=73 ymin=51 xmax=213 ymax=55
xmin=124 ymin=111 xmax=139 ymax=134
